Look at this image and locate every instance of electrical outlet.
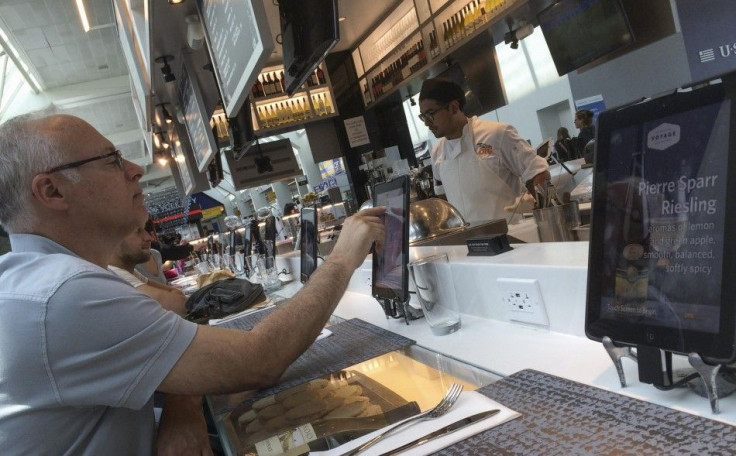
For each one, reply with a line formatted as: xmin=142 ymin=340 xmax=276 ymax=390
xmin=497 ymin=278 xmax=549 ymax=327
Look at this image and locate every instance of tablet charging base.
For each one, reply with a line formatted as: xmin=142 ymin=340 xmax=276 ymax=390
xmin=602 ymin=336 xmax=736 ymax=414
xmin=376 ymin=297 xmax=423 ymax=325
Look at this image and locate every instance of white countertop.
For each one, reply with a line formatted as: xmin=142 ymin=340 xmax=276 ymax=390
xmin=274 ymin=242 xmax=736 ymax=426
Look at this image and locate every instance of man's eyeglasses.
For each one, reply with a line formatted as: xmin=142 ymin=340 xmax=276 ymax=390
xmin=43 ymin=150 xmax=124 ymax=174
xmin=418 ymin=104 xmax=449 ymax=123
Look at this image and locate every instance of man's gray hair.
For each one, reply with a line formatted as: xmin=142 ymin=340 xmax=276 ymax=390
xmin=0 ymin=108 xmax=78 ymax=232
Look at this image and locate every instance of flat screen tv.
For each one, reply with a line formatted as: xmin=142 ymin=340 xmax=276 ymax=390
xmin=585 ymin=79 xmax=736 ymax=363
xmin=300 ymin=205 xmax=318 ymax=283
xmin=278 ymin=0 xmax=339 ymax=96
xmin=372 ymin=175 xmax=410 ymax=317
xmin=223 ymin=138 xmax=302 ymax=190
xmin=538 ymin=0 xmax=634 ymax=76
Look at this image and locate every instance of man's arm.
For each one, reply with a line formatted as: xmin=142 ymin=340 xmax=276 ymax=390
xmin=156 ymin=395 xmax=213 ymax=456
xmin=157 ymin=207 xmax=386 ymax=395
xmin=525 ymin=170 xmax=552 ymax=195
xmin=139 ymin=280 xmax=187 ymax=316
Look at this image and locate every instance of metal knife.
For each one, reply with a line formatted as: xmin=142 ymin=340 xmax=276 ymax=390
xmin=375 ymin=409 xmax=501 ymax=456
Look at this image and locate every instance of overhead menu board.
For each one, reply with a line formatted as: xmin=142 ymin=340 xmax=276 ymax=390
xmin=178 ymin=57 xmax=218 ymax=173
xmin=195 ymin=0 xmax=274 ymax=118
xmin=171 ymin=134 xmax=194 ymax=195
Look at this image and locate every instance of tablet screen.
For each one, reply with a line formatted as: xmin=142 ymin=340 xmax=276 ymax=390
xmin=586 ymin=81 xmax=736 ymax=361
xmin=372 ymin=176 xmax=410 ymax=302
xmin=300 ymin=206 xmax=318 ymax=283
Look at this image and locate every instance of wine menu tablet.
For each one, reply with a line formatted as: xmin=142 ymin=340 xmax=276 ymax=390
xmin=586 ymin=79 xmax=736 ymax=362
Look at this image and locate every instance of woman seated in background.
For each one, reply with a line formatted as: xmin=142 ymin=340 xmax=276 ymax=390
xmin=554 ymin=127 xmax=573 ymax=162
xmin=573 ymin=109 xmax=595 ymax=159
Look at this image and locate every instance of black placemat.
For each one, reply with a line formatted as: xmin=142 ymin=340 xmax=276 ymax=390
xmin=434 ymin=369 xmax=736 ymax=455
xmin=208 ymin=315 xmax=415 ymax=416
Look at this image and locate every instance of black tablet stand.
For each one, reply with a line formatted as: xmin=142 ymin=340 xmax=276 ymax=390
xmin=602 ymin=336 xmax=736 ymax=413
xmin=376 ymin=297 xmax=423 ymax=325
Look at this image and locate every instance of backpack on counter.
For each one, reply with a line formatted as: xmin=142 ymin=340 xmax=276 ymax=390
xmin=185 ymin=278 xmax=267 ymax=324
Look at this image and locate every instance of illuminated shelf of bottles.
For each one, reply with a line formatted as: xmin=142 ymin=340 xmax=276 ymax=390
xmin=248 ymin=63 xmax=338 ymax=133
xmin=358 ymin=0 xmax=419 ymax=71
xmin=253 ymin=89 xmax=336 ymax=132
xmin=435 ymin=0 xmax=513 ymax=54
xmin=362 ymin=30 xmax=431 ymax=104
xmin=359 ymin=0 xmax=518 ymax=108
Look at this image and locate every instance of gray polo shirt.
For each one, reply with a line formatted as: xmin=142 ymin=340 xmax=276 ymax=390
xmin=0 ymin=234 xmax=198 ymax=455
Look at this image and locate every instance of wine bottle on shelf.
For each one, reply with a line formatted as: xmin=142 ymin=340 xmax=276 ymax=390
xmin=280 ymin=71 xmax=286 ymax=93
xmin=272 ymin=72 xmax=280 ymax=94
xmin=474 ymin=0 xmax=485 ymax=27
xmin=449 ymin=16 xmax=458 ymax=45
xmin=316 ymin=94 xmax=326 ymax=116
xmin=262 ymin=74 xmax=272 ymax=96
xmin=323 ymin=93 xmax=333 ymax=114
xmin=272 ymin=72 xmax=281 ymax=94
xmin=463 ymin=6 xmax=472 ymax=35
xmin=256 ymin=106 xmax=266 ymax=128
xmin=256 ymin=75 xmax=265 ymax=97
xmin=268 ymin=105 xmax=278 ymax=126
xmin=316 ymin=66 xmax=326 ymax=85
xmin=459 ymin=10 xmax=467 ymax=39
xmin=289 ymin=100 xmax=299 ymax=121
xmin=300 ymin=98 xmax=310 ymax=119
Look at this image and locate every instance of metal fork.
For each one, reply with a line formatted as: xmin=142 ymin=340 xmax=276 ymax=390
xmin=341 ymin=383 xmax=464 ymax=456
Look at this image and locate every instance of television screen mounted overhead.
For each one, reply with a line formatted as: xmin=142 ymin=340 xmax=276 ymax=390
xmin=195 ymin=0 xmax=274 ymax=117
xmin=537 ymin=0 xmax=634 ymax=76
xmin=278 ymin=0 xmax=339 ymax=96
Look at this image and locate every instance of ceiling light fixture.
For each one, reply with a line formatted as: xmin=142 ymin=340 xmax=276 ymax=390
xmin=157 ymin=103 xmax=173 ymax=125
xmin=75 ymin=0 xmax=90 ymax=32
xmin=155 ymin=55 xmax=176 ymax=83
xmin=0 ymin=26 xmax=41 ymax=93
xmin=338 ymin=16 xmax=347 ymax=22
xmin=168 ymin=0 xmax=185 ymax=4
xmin=156 ymin=150 xmax=170 ymax=167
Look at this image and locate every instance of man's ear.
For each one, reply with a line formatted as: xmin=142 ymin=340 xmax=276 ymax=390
xmin=30 ymin=174 xmax=70 ymax=211
xmin=450 ymin=100 xmax=461 ymax=114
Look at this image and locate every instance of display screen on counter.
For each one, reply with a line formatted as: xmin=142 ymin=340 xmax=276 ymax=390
xmin=372 ymin=176 xmax=410 ymax=302
xmin=300 ymin=206 xmax=318 ymax=283
xmin=586 ymin=80 xmax=736 ymax=362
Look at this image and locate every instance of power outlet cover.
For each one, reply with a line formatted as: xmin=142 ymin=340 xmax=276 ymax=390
xmin=497 ymin=278 xmax=550 ymax=328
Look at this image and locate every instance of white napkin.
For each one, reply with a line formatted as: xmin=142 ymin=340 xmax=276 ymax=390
xmin=311 ymin=391 xmax=521 ymax=456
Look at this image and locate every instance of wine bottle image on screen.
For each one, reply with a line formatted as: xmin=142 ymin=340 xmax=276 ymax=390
xmin=614 ymin=149 xmax=650 ymax=312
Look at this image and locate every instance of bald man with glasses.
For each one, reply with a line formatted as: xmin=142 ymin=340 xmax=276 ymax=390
xmin=0 ymin=112 xmax=386 ymax=455
xmin=418 ymin=78 xmax=550 ymax=223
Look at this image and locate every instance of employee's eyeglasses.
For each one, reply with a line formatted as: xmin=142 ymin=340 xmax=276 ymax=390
xmin=43 ymin=150 xmax=124 ymax=174
xmin=418 ymin=104 xmax=449 ymax=123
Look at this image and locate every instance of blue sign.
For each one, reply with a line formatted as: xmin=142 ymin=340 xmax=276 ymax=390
xmin=574 ymin=94 xmax=606 ymax=124
xmin=676 ymin=0 xmax=736 ymax=82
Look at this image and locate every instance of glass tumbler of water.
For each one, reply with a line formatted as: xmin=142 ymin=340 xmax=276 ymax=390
xmin=407 ymin=253 xmax=462 ymax=335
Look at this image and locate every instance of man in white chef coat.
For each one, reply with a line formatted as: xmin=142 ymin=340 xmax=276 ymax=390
xmin=418 ymin=78 xmax=550 ymax=223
